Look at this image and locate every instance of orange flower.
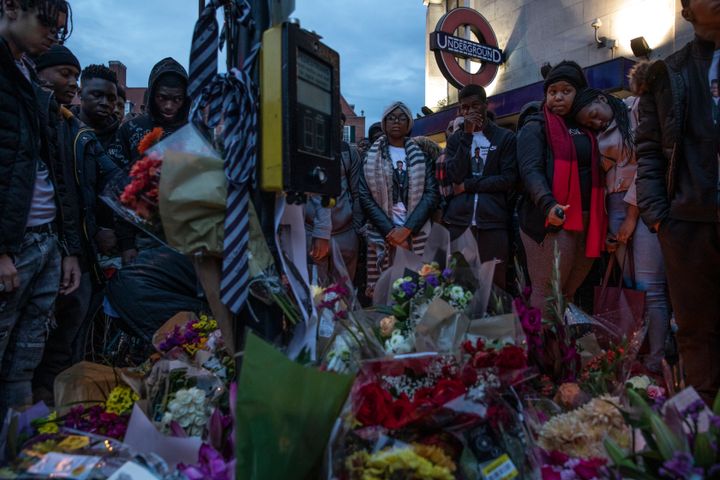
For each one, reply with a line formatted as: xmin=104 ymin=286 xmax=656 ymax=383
xmin=137 ymin=127 xmax=164 ymax=155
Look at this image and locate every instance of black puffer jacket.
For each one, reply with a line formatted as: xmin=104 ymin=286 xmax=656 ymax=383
xmin=0 ymin=38 xmax=80 ymax=256
xmin=107 ymin=57 xmax=190 ymax=171
xmin=636 ymin=36 xmax=720 ymax=228
xmin=359 ymin=137 xmax=440 ymax=237
xmin=443 ymin=122 xmax=517 ymax=233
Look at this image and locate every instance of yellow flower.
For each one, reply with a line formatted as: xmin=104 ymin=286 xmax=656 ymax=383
xmin=346 ymin=448 xmax=454 ymax=480
xmin=37 ymin=412 xmax=59 ymax=434
xmin=411 ymin=444 xmax=456 ymax=472
xmin=105 ymin=385 xmax=139 ymax=415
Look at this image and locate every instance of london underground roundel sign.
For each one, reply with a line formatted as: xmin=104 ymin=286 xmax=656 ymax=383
xmin=429 ymin=7 xmax=504 ymax=89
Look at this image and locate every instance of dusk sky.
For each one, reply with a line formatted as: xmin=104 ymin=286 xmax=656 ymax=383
xmin=65 ymin=0 xmax=427 ymax=127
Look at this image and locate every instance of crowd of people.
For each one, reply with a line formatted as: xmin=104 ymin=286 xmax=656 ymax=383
xmin=0 ymin=0 xmax=718 ymax=430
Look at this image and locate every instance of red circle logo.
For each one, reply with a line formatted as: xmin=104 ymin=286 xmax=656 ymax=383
xmin=429 ymin=7 xmax=503 ymax=89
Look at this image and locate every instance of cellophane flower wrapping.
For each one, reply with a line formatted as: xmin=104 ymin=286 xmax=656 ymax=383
xmin=101 ymin=130 xmax=167 ymax=244
xmin=316 ymin=239 xmax=385 ymax=374
xmin=326 ymin=353 xmax=539 ymax=479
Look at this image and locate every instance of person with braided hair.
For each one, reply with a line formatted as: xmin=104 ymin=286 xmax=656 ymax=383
xmin=0 ymin=0 xmax=79 ymax=420
xmin=573 ymin=88 xmax=670 ymax=374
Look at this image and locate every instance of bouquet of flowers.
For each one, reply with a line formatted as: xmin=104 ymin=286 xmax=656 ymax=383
xmin=328 ymin=353 xmax=538 ymax=479
xmin=605 ymin=387 xmax=720 ymax=479
xmin=534 ymin=395 xmax=631 ymax=460
xmin=119 ymin=127 xmax=164 ymax=221
xmin=377 ymin=257 xmax=477 ymax=356
xmin=31 ymin=384 xmax=139 ymax=440
xmin=315 ymin=280 xmax=384 ymax=374
xmin=156 ymin=312 xmax=221 ymax=358
xmin=102 ymin=127 xmax=167 ymax=241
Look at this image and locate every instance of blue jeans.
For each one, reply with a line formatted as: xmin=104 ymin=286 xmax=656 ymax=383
xmin=0 ymin=232 xmax=61 ymax=419
xmin=607 ymin=192 xmax=670 ymax=372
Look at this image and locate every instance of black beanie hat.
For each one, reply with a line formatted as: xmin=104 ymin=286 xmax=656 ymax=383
xmin=35 ymin=45 xmax=81 ymax=73
xmin=543 ymin=61 xmax=588 ymax=92
xmin=570 ymin=88 xmax=603 ymax=119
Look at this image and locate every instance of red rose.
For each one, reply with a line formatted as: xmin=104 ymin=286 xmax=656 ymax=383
xmin=472 ymin=350 xmax=497 ymax=369
xmin=354 ymin=383 xmax=392 ymax=427
xmin=541 ymin=466 xmax=562 ymax=480
xmin=459 ymin=364 xmax=478 ymax=387
xmin=495 ymin=345 xmax=527 ymax=371
xmin=431 ymin=378 xmax=467 ymax=406
xmin=384 ymin=393 xmax=415 ymax=429
xmin=573 ymin=458 xmax=606 ymax=479
xmin=486 ymin=403 xmax=513 ymax=430
xmin=413 ymin=386 xmax=435 ymax=408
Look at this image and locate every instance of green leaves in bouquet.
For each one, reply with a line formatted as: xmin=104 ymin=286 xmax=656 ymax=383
xmin=235 ymin=332 xmax=355 ymax=480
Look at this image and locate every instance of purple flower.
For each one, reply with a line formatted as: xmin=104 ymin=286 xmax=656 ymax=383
xmin=710 ymin=415 xmax=720 ymax=430
xmin=178 ymin=444 xmax=232 ymax=480
xmin=682 ymin=399 xmax=706 ymax=423
xmin=442 ymin=268 xmax=453 ymax=279
xmin=659 ymin=452 xmax=694 ymax=478
xmin=520 ymin=308 xmax=543 ymax=335
xmin=400 ymin=281 xmax=417 ymax=297
xmin=425 ymin=274 xmax=440 ymax=288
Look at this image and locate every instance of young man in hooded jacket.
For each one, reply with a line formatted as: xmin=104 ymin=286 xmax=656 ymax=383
xmin=107 ymin=57 xmax=190 ymax=263
xmin=636 ymin=0 xmax=720 ymax=403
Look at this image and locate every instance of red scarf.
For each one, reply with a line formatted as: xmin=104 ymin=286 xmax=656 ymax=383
xmin=544 ymin=105 xmax=606 ymax=258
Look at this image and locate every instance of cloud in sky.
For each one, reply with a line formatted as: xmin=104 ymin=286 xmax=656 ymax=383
xmin=65 ymin=0 xmax=427 ymax=130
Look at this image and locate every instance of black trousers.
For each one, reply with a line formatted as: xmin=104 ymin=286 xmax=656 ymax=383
xmin=658 ymin=219 xmax=720 ymax=403
xmin=448 ymin=225 xmax=509 ymax=290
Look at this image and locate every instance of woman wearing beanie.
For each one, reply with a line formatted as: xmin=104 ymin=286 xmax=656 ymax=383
xmin=573 ymin=87 xmax=669 ymax=373
xmin=517 ymin=61 xmax=607 ymax=309
xmin=359 ymin=101 xmax=440 ymax=297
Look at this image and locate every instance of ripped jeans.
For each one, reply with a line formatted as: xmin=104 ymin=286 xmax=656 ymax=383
xmin=0 ymin=232 xmax=60 ymax=420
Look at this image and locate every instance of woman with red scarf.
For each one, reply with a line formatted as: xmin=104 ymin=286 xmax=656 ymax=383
xmin=517 ymin=61 xmax=607 ymax=309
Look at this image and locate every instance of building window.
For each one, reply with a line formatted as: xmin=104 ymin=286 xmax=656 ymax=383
xmin=343 ymin=125 xmax=355 ymax=143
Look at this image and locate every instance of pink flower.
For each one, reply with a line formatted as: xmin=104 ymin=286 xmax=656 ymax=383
xmin=179 ymin=444 xmax=232 ymax=480
xmin=647 ymin=385 xmax=665 ymax=400
xmin=541 ymin=466 xmax=562 ymax=480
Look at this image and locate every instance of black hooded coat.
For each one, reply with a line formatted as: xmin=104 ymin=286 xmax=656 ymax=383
xmin=107 ymin=57 xmax=190 ymax=170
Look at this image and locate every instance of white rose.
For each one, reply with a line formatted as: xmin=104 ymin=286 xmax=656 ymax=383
xmin=627 ymin=375 xmax=652 ymax=390
xmin=178 ymin=415 xmax=192 ymax=428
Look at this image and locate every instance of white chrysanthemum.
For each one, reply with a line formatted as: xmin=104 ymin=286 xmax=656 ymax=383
xmin=385 ymin=330 xmax=414 ymax=354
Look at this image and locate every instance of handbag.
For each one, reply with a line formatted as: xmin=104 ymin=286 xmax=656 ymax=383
xmin=593 ymin=243 xmax=647 ymax=349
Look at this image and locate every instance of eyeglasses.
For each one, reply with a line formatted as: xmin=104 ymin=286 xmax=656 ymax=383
xmin=386 ymin=114 xmax=409 ymax=124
